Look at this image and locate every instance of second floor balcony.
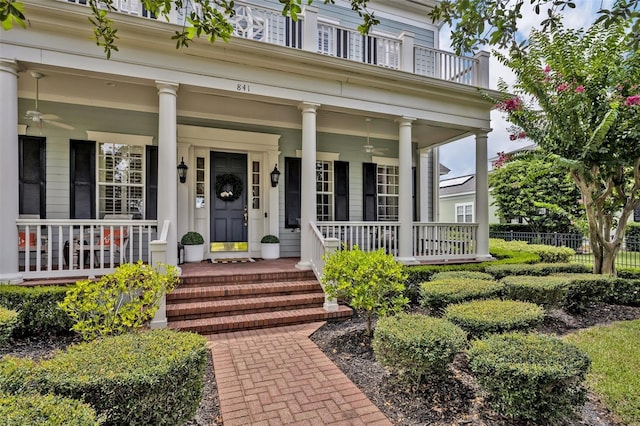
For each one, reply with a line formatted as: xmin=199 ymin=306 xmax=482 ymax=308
xmin=65 ymin=0 xmax=489 ymax=88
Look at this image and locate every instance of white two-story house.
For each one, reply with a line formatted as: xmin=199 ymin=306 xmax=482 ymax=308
xmin=0 ymin=0 xmax=494 ymax=283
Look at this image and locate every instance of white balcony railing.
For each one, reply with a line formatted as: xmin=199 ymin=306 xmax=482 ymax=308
xmin=17 ymin=218 xmax=158 ymax=279
xmin=64 ymin=0 xmax=489 ymax=87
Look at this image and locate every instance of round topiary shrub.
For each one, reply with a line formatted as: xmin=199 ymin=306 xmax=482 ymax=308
xmin=444 ymin=299 xmax=545 ymax=337
xmin=373 ymin=313 xmax=467 ymax=381
xmin=468 ymin=332 xmax=591 ymax=423
xmin=0 ymin=307 xmax=19 ymax=347
xmin=9 ymin=329 xmax=207 ymax=426
xmin=420 ymin=278 xmax=504 ymax=311
xmin=430 ymin=271 xmax=495 ymax=281
xmin=501 ymin=275 xmax=571 ymax=308
xmin=0 ymin=392 xmax=100 ymax=426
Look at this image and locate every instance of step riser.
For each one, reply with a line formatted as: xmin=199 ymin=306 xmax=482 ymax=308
xmin=179 ymin=271 xmax=316 ymax=287
xmin=167 ymin=286 xmax=323 ymax=303
xmin=169 ymin=309 xmax=352 ymax=334
xmin=168 ymin=302 xmax=326 ymax=321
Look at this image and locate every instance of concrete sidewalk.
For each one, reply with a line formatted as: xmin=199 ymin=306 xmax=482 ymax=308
xmin=208 ymin=322 xmax=392 ymax=425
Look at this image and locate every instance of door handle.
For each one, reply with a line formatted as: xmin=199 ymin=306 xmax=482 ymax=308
xmin=243 ymin=205 xmax=248 ymax=227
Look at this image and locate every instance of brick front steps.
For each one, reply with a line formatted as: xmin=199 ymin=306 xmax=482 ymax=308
xmin=167 ymin=269 xmax=352 ymax=334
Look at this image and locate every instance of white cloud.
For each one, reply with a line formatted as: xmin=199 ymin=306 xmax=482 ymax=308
xmin=438 ymin=2 xmax=613 ymax=178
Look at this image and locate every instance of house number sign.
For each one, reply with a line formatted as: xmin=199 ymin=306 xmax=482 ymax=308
xmin=236 ymin=83 xmax=251 ymax=93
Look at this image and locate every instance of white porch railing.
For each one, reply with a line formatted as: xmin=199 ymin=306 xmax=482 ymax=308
xmin=414 ymin=46 xmax=479 ymax=85
xmin=309 ymin=221 xmax=340 ymax=312
xmin=63 ymin=0 xmax=489 ymax=87
xmin=17 ymin=218 xmax=157 ymax=279
xmin=412 ymin=222 xmax=478 ymax=260
xmin=316 ymin=221 xmax=400 ymax=256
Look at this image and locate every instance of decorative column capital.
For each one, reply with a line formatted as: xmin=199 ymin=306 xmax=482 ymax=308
xmin=396 ymin=116 xmax=416 ymax=127
xmin=0 ymin=59 xmax=19 ymax=76
xmin=156 ymin=81 xmax=179 ymax=96
xmin=475 ymin=128 xmax=492 ymax=138
xmin=298 ymin=102 xmax=320 ymax=114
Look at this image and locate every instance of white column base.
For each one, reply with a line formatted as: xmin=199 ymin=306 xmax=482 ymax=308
xmin=150 ymin=294 xmax=167 ymax=329
xmin=295 ymin=260 xmax=312 ymax=270
xmin=396 ymin=257 xmax=419 ymax=265
xmin=0 ymin=273 xmax=23 ymax=284
xmin=323 ymin=296 xmax=339 ymax=312
xmin=476 ymin=254 xmax=494 ymax=261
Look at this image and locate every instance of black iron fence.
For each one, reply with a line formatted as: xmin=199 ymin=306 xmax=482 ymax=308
xmin=490 ymin=231 xmax=640 ymax=270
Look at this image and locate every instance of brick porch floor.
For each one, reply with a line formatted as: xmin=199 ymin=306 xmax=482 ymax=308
xmin=208 ymin=322 xmax=391 ymax=426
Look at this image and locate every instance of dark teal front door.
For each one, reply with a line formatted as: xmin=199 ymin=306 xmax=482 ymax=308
xmin=210 ymin=152 xmax=248 ymax=251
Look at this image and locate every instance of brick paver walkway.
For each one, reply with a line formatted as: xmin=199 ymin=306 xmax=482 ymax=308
xmin=208 ymin=322 xmax=392 ymax=426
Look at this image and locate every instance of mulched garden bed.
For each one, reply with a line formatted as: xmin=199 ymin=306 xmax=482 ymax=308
xmin=2 ymin=303 xmax=639 ymax=425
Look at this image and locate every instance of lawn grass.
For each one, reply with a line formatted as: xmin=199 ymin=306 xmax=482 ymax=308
xmin=566 ymin=320 xmax=640 ymax=426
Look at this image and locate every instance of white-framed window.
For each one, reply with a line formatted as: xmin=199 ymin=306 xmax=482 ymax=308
xmin=316 ymin=160 xmax=334 ymax=221
xmin=97 ymin=143 xmax=145 ymax=219
xmin=373 ymin=157 xmax=399 ymax=221
xmin=455 ymin=202 xmax=474 ymax=223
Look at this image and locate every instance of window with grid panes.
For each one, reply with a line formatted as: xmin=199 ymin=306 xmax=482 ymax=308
xmin=377 ymin=164 xmax=399 ymax=221
xmin=455 ymin=203 xmax=474 ymax=223
xmin=97 ymin=143 xmax=144 ymax=219
xmin=196 ymin=156 xmax=205 ymax=209
xmin=316 ymin=160 xmax=333 ymax=221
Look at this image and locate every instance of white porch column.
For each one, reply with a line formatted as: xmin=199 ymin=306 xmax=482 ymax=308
xmin=296 ymin=102 xmax=320 ymax=270
xmin=399 ymin=31 xmax=415 ymax=73
xmin=397 ymin=117 xmax=418 ymax=264
xmin=156 ymin=81 xmax=179 ymax=266
xmin=0 ymin=60 xmax=22 ymax=284
xmin=475 ymin=131 xmax=491 ymax=259
xmin=301 ymin=6 xmax=318 ymax=53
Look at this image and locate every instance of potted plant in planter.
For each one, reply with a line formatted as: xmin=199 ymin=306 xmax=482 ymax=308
xmin=260 ymin=235 xmax=280 ymax=260
xmin=181 ymin=231 xmax=205 ymax=263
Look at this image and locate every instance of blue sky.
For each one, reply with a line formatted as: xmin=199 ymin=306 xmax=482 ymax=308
xmin=438 ymin=0 xmax=615 ymax=178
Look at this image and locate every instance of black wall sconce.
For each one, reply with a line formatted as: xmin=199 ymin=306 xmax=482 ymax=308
xmin=177 ymin=157 xmax=188 ymax=183
xmin=270 ymin=164 xmax=281 ymax=187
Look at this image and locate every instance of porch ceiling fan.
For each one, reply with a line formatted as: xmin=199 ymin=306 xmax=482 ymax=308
xmin=25 ymin=71 xmax=75 ymax=130
xmin=361 ymin=118 xmax=388 ymax=156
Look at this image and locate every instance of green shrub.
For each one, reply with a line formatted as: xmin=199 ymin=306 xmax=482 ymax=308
xmin=468 ymin=332 xmax=591 ymax=422
xmin=0 ymin=307 xmax=18 ymax=347
xmin=431 ymin=271 xmax=494 ymax=281
xmin=0 ymin=285 xmax=73 ymax=337
xmin=0 ymin=330 xmax=207 ymax=426
xmin=260 ymin=234 xmax=279 ymax=243
xmin=59 ymin=262 xmax=179 ymax=340
xmin=373 ymin=313 xmax=467 ymax=381
xmin=419 ymin=278 xmax=504 ymax=311
xmin=557 ymin=273 xmax=619 ymax=313
xmin=180 ymin=231 xmax=204 ymax=245
xmin=607 ymin=278 xmax=640 ymax=306
xmin=501 ymin=275 xmax=572 ymax=308
xmin=490 ymin=238 xmax=574 ymax=263
xmin=444 ymin=299 xmax=544 ymax=337
xmin=485 ymin=262 xmax=590 ymax=280
xmin=323 ymin=247 xmax=408 ymax=335
xmin=0 ymin=392 xmax=100 ymax=426
xmin=617 ymin=268 xmax=640 ymax=279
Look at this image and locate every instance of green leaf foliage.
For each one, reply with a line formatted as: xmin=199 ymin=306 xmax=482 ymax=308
xmin=501 ymin=275 xmax=572 ymax=308
xmin=490 ymin=239 xmax=574 ymax=263
xmin=59 ymin=261 xmax=179 ymax=340
xmin=0 ymin=285 xmax=73 ymax=337
xmin=444 ymin=299 xmax=545 ymax=337
xmin=0 ymin=307 xmax=18 ymax=347
xmin=419 ymin=278 xmax=504 ymax=312
xmin=430 ymin=271 xmax=494 ymax=281
xmin=322 ymin=247 xmax=408 ymax=335
xmin=0 ymin=392 xmax=101 ymax=426
xmin=0 ymin=329 xmax=207 ymax=426
xmin=468 ymin=332 xmax=591 ymax=422
xmin=485 ymin=262 xmax=590 ymax=280
xmin=373 ymin=313 xmax=467 ymax=381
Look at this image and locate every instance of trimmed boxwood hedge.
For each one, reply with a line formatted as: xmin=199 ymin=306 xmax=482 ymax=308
xmin=0 ymin=307 xmax=18 ymax=347
xmin=444 ymin=299 xmax=545 ymax=337
xmin=0 ymin=392 xmax=100 ymax=426
xmin=0 ymin=329 xmax=207 ymax=426
xmin=420 ymin=278 xmax=504 ymax=311
xmin=501 ymin=275 xmax=572 ymax=308
xmin=0 ymin=285 xmax=73 ymax=336
xmin=485 ymin=263 xmax=591 ymax=280
xmin=468 ymin=332 xmax=591 ymax=422
xmin=490 ymin=239 xmax=575 ymax=263
xmin=373 ymin=313 xmax=467 ymax=380
xmin=556 ymin=273 xmax=620 ymax=313
xmin=607 ymin=278 xmax=640 ymax=306
xmin=430 ymin=271 xmax=494 ymax=281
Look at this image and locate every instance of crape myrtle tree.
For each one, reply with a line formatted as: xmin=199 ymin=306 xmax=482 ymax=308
xmin=490 ymin=23 xmax=640 ymax=275
xmin=489 ymin=151 xmax=582 ymax=235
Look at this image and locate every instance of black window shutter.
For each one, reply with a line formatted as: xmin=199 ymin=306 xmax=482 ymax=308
xmin=363 ymin=162 xmax=377 ymax=221
xmin=413 ymin=166 xmax=417 ymax=222
xmin=145 ymin=145 xmax=158 ymax=220
xmin=70 ymin=140 xmax=95 ymax=219
xmin=19 ymin=136 xmax=46 ymax=218
xmin=334 ymin=161 xmax=349 ymax=221
xmin=285 ymin=157 xmax=301 ymax=228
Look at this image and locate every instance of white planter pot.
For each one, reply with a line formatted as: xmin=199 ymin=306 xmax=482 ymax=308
xmin=261 ymin=243 xmax=280 ymax=260
xmin=183 ymin=244 xmax=204 ymax=263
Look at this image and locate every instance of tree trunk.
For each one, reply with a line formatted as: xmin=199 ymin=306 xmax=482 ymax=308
xmin=592 ymin=240 xmax=620 ymax=276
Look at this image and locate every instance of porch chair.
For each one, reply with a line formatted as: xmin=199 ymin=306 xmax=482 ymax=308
xmin=91 ymin=214 xmax=133 ymax=266
xmin=18 ymin=214 xmax=48 ymax=267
